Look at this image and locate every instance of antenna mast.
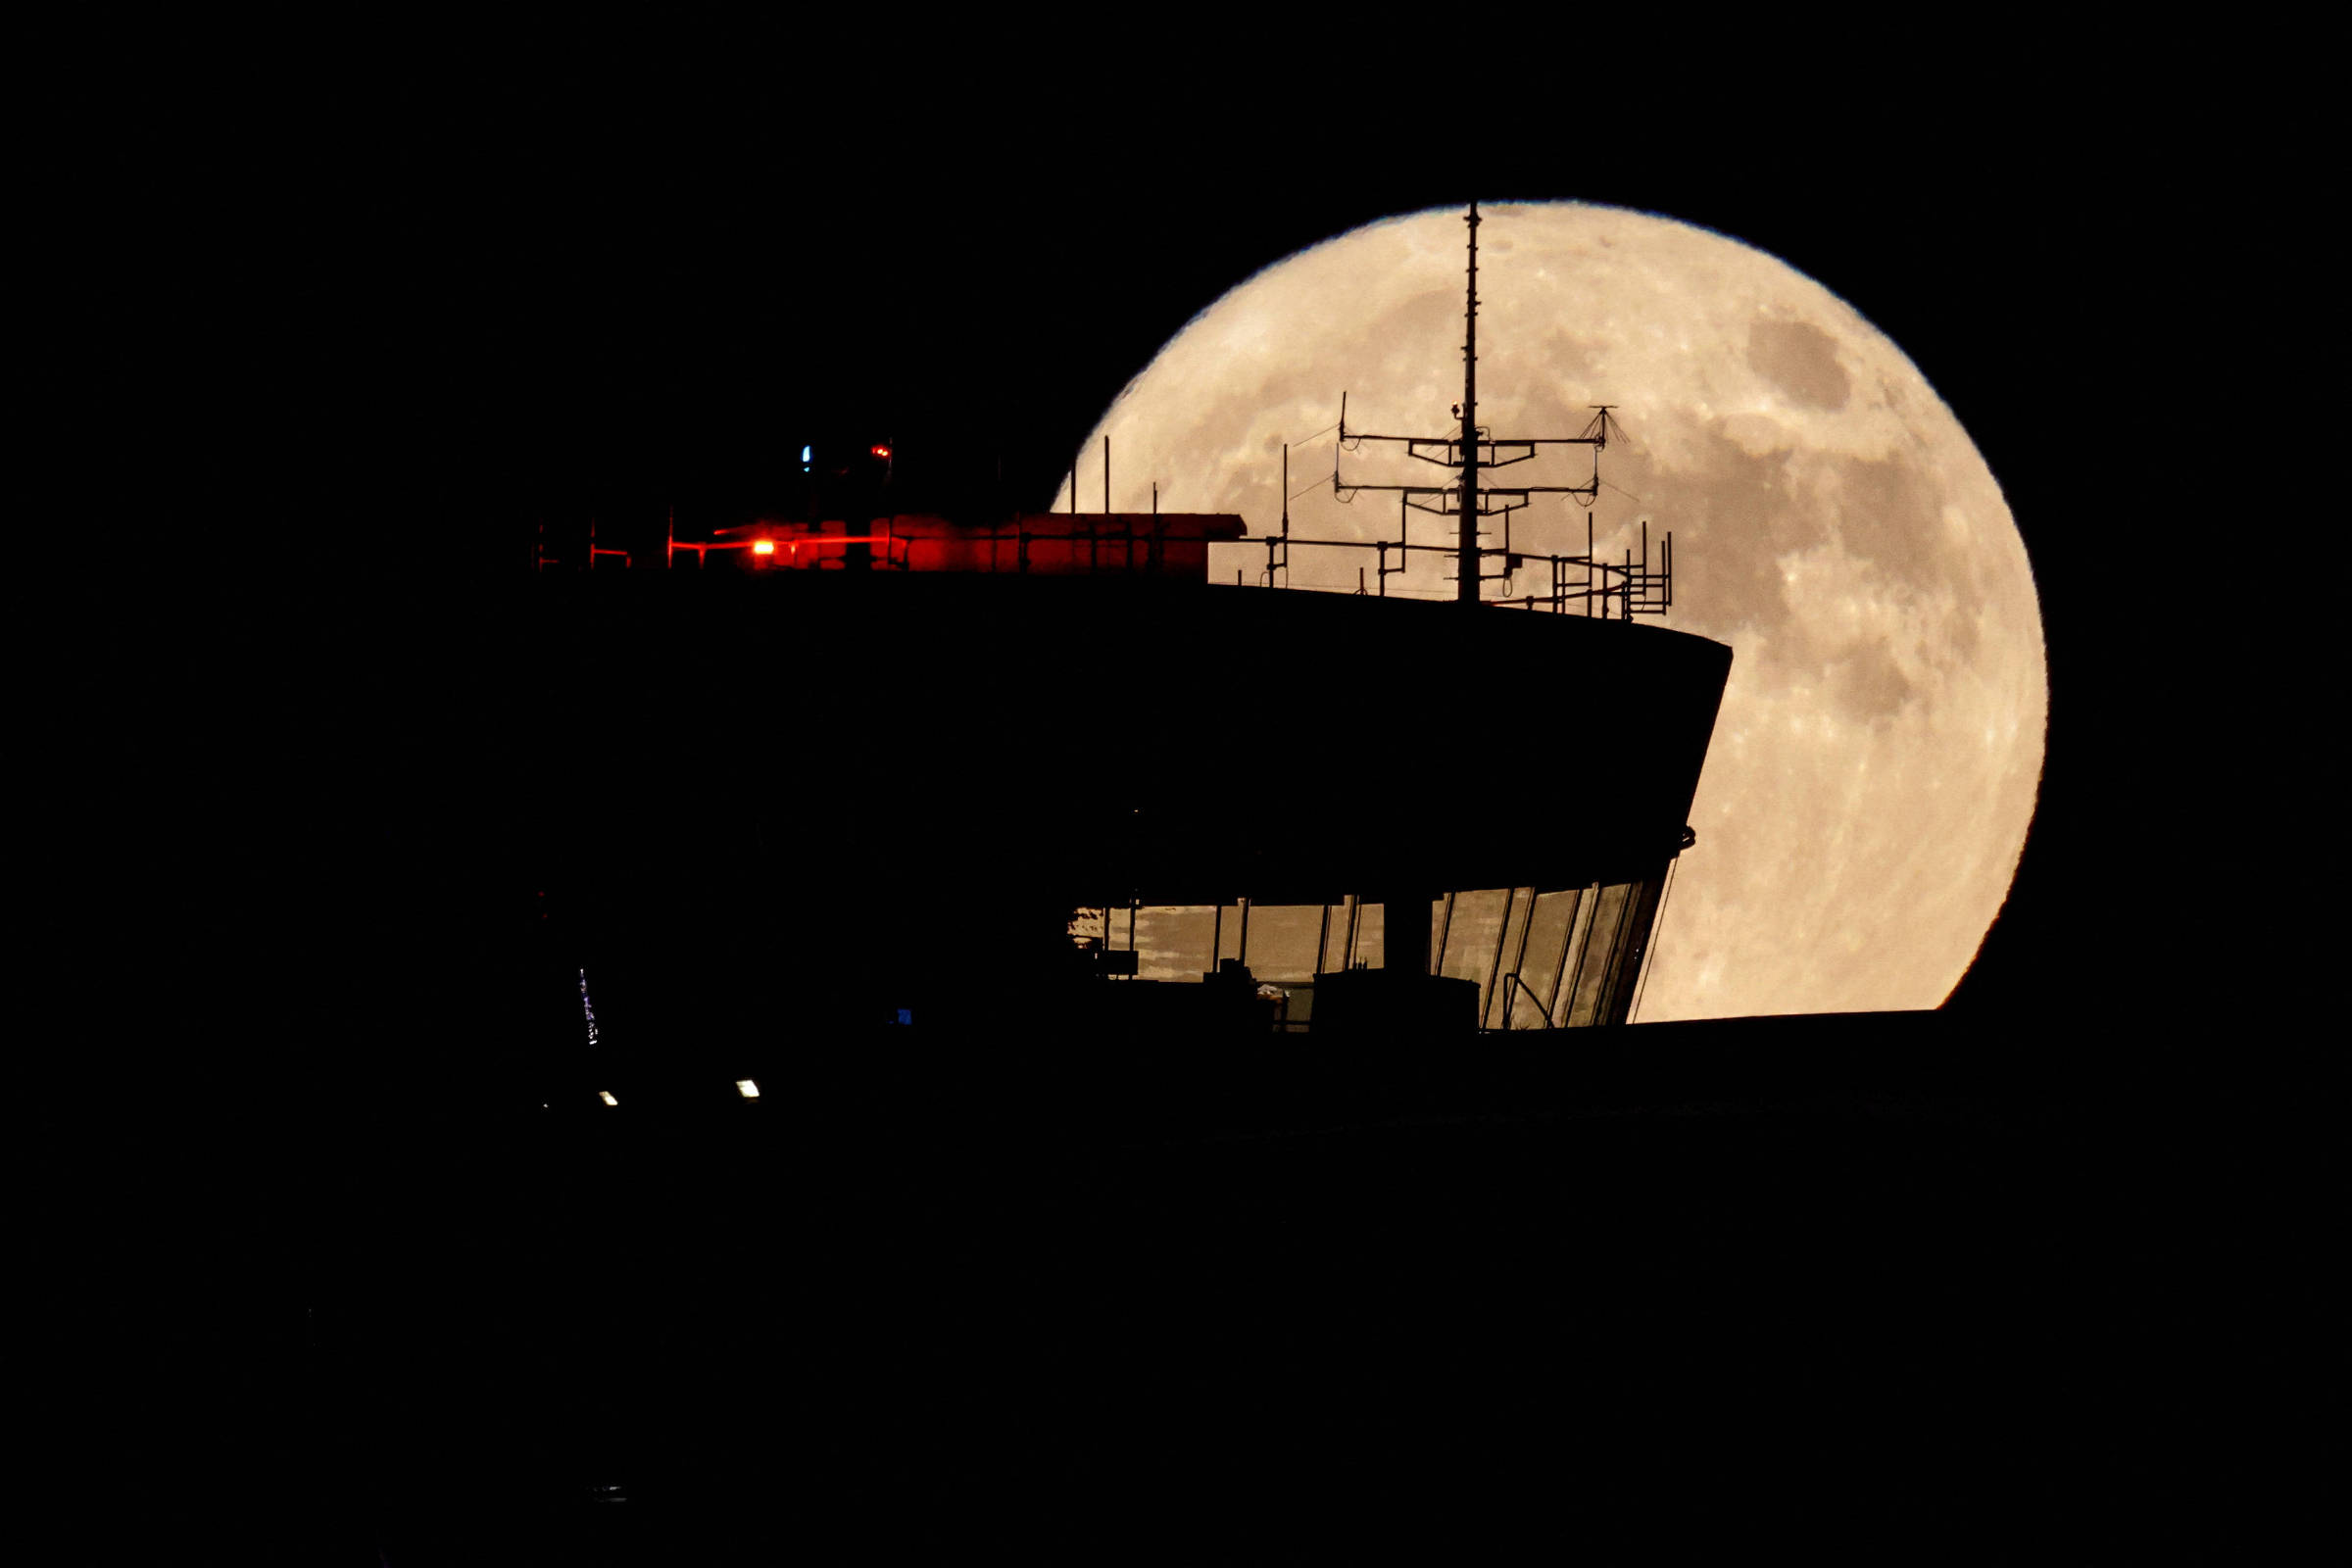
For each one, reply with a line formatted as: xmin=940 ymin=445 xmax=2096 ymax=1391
xmin=1317 ymin=202 xmax=1669 ymax=617
xmin=1458 ymin=204 xmax=1479 ymax=605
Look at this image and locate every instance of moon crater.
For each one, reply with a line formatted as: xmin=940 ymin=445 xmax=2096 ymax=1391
xmin=1747 ymin=317 xmax=1853 ymax=411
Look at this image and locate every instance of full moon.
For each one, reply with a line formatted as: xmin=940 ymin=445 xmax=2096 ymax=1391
xmin=1053 ymin=203 xmax=2045 ymax=1020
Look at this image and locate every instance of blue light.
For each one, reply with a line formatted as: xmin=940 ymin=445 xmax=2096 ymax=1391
xmin=802 ymin=444 xmax=812 ymax=472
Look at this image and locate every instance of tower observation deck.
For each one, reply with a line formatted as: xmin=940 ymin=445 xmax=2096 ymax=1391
xmin=511 ymin=206 xmax=1730 ymax=1101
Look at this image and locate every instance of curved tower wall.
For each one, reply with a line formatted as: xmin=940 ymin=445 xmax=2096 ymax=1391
xmin=512 ymin=570 xmax=1728 ymax=1037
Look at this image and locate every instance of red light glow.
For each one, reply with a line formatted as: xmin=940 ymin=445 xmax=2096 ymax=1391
xmin=752 ymin=539 xmax=776 ymax=556
xmin=871 ymin=445 xmax=891 ymax=459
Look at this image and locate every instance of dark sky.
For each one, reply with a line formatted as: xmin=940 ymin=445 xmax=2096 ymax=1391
xmin=31 ymin=72 xmax=2286 ymax=1046
xmin=28 ymin=71 xmax=2314 ymax=1564
xmin=308 ymin=106 xmax=2193 ymax=1030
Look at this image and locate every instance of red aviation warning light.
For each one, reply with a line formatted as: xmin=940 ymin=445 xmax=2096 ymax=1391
xmin=870 ymin=444 xmax=891 ymax=460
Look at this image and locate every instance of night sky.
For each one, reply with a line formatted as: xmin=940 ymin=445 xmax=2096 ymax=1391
xmin=223 ymin=96 xmax=2248 ymax=1034
xmin=30 ymin=65 xmax=2315 ymax=1562
xmin=31 ymin=73 xmax=2302 ymax=1094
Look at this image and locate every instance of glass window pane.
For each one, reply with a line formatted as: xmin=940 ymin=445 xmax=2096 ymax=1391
xmin=1319 ymin=898 xmax=1352 ymax=974
xmin=1352 ymin=902 xmax=1385 ymax=971
xmin=1438 ymin=887 xmax=1510 ymax=1025
xmin=1592 ymin=876 xmax=1660 ymax=1025
xmin=1132 ymin=905 xmax=1217 ymax=981
xmin=1512 ymin=888 xmax=1580 ymax=1028
xmin=1244 ymin=904 xmax=1324 ymax=984
xmin=1486 ymin=889 xmax=1534 ymax=1030
xmin=1564 ymin=881 xmax=1632 ymax=1027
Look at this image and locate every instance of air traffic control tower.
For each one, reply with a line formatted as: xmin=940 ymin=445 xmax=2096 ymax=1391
xmin=519 ymin=206 xmax=1730 ymax=1099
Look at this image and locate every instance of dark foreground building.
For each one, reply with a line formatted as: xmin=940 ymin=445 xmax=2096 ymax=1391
xmin=71 ymin=515 xmax=2269 ymax=1567
xmin=509 ymin=512 xmax=1729 ymax=1119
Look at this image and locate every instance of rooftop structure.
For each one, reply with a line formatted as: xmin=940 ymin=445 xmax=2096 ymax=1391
xmin=516 ymin=205 xmax=1731 ymax=1110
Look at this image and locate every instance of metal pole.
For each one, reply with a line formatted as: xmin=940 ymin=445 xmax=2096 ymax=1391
xmin=1280 ymin=442 xmax=1290 ymax=588
xmin=1459 ymin=201 xmax=1481 ymax=606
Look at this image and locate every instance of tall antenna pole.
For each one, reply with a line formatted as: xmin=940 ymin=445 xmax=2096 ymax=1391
xmin=1330 ymin=201 xmax=1669 ymax=621
xmin=1457 ymin=202 xmax=1481 ymax=605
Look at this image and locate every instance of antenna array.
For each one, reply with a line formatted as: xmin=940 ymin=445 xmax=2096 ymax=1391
xmin=1252 ymin=202 xmax=1677 ymax=618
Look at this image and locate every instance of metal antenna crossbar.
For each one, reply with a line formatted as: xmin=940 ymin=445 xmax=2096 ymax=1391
xmin=1305 ymin=202 xmax=1670 ymax=612
xmin=1230 ymin=205 xmax=1674 ymax=616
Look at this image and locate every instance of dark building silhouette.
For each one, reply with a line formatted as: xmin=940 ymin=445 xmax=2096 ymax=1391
xmin=514 ymin=504 xmax=1727 ymax=1111
xmin=521 ymin=208 xmax=1730 ymax=1109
